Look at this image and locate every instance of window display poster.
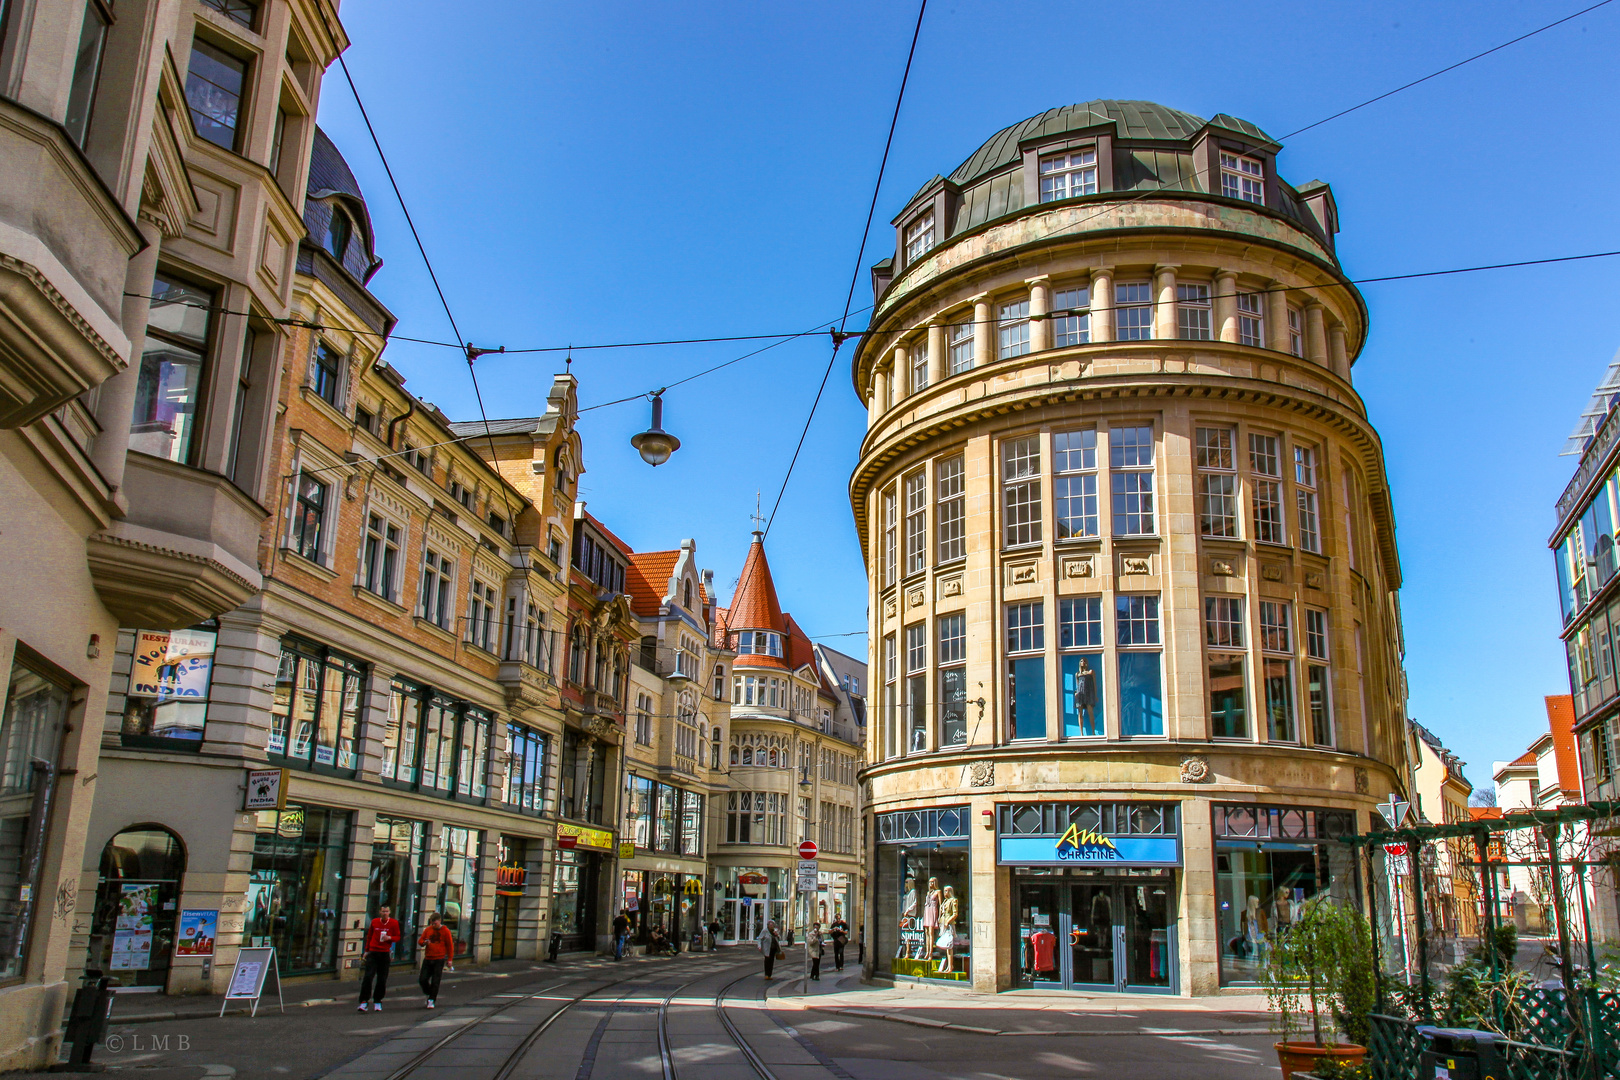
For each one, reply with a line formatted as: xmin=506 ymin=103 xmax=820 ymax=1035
xmin=111 ymin=883 xmax=159 ymax=970
xmin=130 ymin=629 xmax=217 ymax=701
xmin=175 ymin=909 xmax=218 ymax=956
xmin=243 ymin=874 xmax=277 ymax=949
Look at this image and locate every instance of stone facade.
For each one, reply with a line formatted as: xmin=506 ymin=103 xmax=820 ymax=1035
xmin=849 ymin=101 xmax=1409 ymax=995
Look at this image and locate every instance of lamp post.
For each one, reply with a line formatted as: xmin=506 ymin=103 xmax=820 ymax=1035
xmin=631 ymin=391 xmax=680 ymax=466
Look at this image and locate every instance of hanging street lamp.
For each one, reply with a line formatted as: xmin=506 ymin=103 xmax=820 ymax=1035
xmin=631 ymin=390 xmax=680 ymax=467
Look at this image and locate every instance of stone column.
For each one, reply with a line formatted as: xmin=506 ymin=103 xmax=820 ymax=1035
xmin=1265 ymin=279 xmax=1290 ymax=353
xmin=1154 ymin=265 xmax=1180 ymax=341
xmin=927 ymin=320 xmax=947 ymax=384
xmin=1214 ymin=270 xmax=1239 ymax=343
xmin=1327 ymin=323 xmax=1350 ymax=381
xmin=1090 ymin=268 xmax=1115 ymax=342
xmin=1304 ymin=302 xmax=1329 ymax=367
xmin=872 ymin=363 xmax=890 ymax=417
xmin=893 ymin=344 xmax=912 ymax=398
xmin=972 ymin=294 xmax=992 ymax=368
xmin=93 ymin=217 xmax=164 ymax=496
xmin=1027 ymin=276 xmax=1051 ymax=353
xmin=1181 ymin=795 xmax=1220 ymax=994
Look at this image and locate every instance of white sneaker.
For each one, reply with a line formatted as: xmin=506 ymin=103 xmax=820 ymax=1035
xmin=372 ymin=1003 xmax=383 ymax=1012
xmin=426 ymin=1000 xmax=435 ymax=1009
xmin=357 ymin=1004 xmax=368 ymax=1012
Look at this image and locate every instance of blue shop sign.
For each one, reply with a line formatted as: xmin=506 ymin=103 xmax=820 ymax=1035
xmin=998 ymin=825 xmax=1181 ymax=867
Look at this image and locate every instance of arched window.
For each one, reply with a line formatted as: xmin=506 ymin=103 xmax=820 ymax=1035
xmin=325 ymin=206 xmax=352 ymax=261
xmin=742 ymin=745 xmax=753 ymax=765
xmin=729 ymin=744 xmax=739 ymax=765
xmin=684 ymin=577 xmax=693 ymax=609
xmin=768 ymin=748 xmax=778 ymax=767
xmin=555 ymin=453 xmax=570 ymax=495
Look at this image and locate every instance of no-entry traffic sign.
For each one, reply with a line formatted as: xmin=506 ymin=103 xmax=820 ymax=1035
xmin=798 ymin=839 xmax=818 ymax=860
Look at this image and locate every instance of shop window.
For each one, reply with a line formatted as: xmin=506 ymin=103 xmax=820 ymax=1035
xmin=249 ymin=806 xmax=350 ymax=974
xmin=365 ymin=816 xmax=425 ymax=963
xmin=938 ymin=615 xmax=967 ymax=748
xmin=132 ymin=274 xmax=213 ymax=464
xmin=883 ymin=843 xmax=971 ymax=982
xmin=89 ymin=827 xmax=184 ymax=988
xmin=1006 ymin=602 xmax=1045 ymax=741
xmin=905 ymin=623 xmax=926 ymax=752
xmin=185 ymin=38 xmax=248 ymax=151
xmin=438 ymin=826 xmax=482 ymax=959
xmin=267 ymin=641 xmax=364 ymax=775
xmin=0 ymin=656 xmax=71 ymax=981
xmin=1206 ymin=597 xmax=1248 ymax=739
xmin=1059 ymin=598 xmax=1103 ymax=738
xmin=120 ymin=625 xmax=218 ymax=747
xmin=1116 ymin=596 xmax=1163 ymax=737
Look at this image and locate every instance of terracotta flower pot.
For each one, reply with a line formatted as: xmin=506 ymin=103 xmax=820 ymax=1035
xmin=1274 ymin=1041 xmax=1366 ymax=1080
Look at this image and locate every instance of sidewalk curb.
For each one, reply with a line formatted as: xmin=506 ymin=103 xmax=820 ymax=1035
xmin=796 ymin=1004 xmax=1273 ymax=1038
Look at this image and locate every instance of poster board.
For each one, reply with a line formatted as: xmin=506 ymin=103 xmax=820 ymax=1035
xmin=110 ymin=884 xmax=159 ymax=970
xmin=175 ymin=910 xmax=217 ymax=957
xmin=221 ymin=947 xmax=283 ymax=1016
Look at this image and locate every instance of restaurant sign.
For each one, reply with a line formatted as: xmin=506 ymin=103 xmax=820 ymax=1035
xmin=556 ymin=823 xmax=615 ymax=852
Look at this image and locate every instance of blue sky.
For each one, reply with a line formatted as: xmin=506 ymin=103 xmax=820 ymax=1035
xmin=319 ymin=0 xmax=1620 ymax=788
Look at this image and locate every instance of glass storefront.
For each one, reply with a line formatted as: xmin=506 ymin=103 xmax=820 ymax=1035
xmin=874 ymin=807 xmax=972 ymax=983
xmin=248 ymin=804 xmax=350 ymax=974
xmin=368 ymin=816 xmax=426 ymax=962
xmin=438 ymin=826 xmax=482 ymax=959
xmin=0 ymin=654 xmax=70 ymax=980
xmin=999 ymin=801 xmax=1182 ymax=993
xmin=720 ymin=866 xmax=788 ymax=943
xmin=1214 ymin=803 xmax=1357 ymax=986
xmin=492 ymin=835 xmax=528 ymax=960
xmin=551 ymin=848 xmax=601 ymax=949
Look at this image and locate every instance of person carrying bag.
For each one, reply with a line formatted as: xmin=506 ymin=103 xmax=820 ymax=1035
xmin=417 ymin=912 xmax=454 ymax=1008
xmin=808 ymin=923 xmax=824 ymax=982
xmin=757 ymin=919 xmax=782 ymax=978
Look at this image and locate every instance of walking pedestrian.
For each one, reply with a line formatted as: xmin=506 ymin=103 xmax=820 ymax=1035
xmin=707 ymin=916 xmax=723 ymax=951
xmin=808 ymin=923 xmax=824 ymax=982
xmin=357 ymin=904 xmax=400 ymax=1011
xmin=829 ymin=916 xmax=849 ymax=970
xmin=758 ymin=919 xmax=781 ymax=978
xmin=416 ymin=913 xmax=453 ymax=1008
xmin=611 ymin=910 xmax=630 ymax=961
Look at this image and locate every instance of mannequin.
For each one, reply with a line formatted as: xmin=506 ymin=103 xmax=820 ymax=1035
xmin=898 ymin=875 xmax=918 ymax=958
xmin=1072 ymin=657 xmax=1098 ymax=733
xmin=937 ymin=886 xmax=959 ymax=972
xmin=922 ymin=877 xmax=942 ymax=963
xmin=1244 ymin=894 xmax=1268 ymax=959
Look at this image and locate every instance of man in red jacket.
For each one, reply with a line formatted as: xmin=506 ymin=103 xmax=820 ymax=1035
xmin=357 ymin=904 xmax=401 ymax=1011
xmin=417 ymin=913 xmax=454 ymax=1008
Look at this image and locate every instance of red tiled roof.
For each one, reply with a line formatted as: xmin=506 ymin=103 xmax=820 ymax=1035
xmin=1544 ymin=694 xmax=1583 ymax=796
xmin=583 ymin=511 xmax=632 ymax=557
xmin=1469 ymin=807 xmax=1504 ymax=821
xmin=728 ymin=534 xmax=784 ymax=633
xmin=711 ymin=606 xmax=729 ymax=648
xmin=626 ymin=550 xmax=679 ymax=617
xmin=784 ymin=613 xmax=836 ymax=694
xmin=1508 ymin=750 xmax=1537 ymax=767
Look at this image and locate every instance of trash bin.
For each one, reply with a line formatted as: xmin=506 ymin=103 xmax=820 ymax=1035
xmin=1416 ymin=1026 xmax=1504 ymax=1080
xmin=547 ymin=930 xmax=562 ymax=963
xmin=63 ymin=971 xmax=115 ymax=1066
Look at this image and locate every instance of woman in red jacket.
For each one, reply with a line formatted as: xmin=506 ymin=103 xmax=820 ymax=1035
xmin=417 ymin=913 xmax=454 ymax=1008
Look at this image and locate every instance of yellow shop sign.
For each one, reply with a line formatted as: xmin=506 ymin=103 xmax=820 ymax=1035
xmin=557 ymin=823 xmax=615 ymax=851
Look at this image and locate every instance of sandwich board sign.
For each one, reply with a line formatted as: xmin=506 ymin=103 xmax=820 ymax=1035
xmin=221 ymin=946 xmax=283 ymax=1016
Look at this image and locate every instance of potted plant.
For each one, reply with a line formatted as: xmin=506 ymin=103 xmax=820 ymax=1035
xmin=1261 ymin=895 xmax=1376 ymax=1080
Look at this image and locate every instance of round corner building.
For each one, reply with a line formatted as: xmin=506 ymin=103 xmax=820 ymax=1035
xmin=851 ymin=101 xmax=1410 ymax=995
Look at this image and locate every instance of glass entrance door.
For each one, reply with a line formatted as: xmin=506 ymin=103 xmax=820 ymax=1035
xmin=729 ymin=898 xmax=765 ymax=943
xmin=1012 ymin=876 xmax=1176 ymax=992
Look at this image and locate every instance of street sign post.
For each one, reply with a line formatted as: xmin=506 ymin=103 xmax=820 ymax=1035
xmin=798 ymin=840 xmax=818 ymax=860
xmin=1375 ymin=798 xmax=1411 ymax=830
xmin=796 ymin=859 xmax=819 ymax=890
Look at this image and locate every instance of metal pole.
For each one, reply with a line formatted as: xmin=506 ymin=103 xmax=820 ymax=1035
xmin=1408 ymin=835 xmax=1431 ymax=1016
xmin=1363 ymin=843 xmax=1385 ymax=1012
xmin=1575 ymin=861 xmax=1598 ymax=977
xmin=1543 ymin=824 xmax=1575 ymax=996
xmin=1474 ymin=831 xmax=1499 ymax=982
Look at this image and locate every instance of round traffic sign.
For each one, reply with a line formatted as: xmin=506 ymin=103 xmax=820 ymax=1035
xmin=798 ymin=840 xmax=818 ymax=860
xmin=1383 ymin=842 xmax=1408 ymax=858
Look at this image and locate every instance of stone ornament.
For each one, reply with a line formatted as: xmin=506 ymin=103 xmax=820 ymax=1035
xmin=939 ymin=576 xmax=964 ymax=597
xmin=1122 ymin=556 xmax=1152 ymax=575
xmin=1210 ymin=560 xmax=1234 ymax=577
xmin=1305 ymin=571 xmax=1326 ymax=590
xmin=968 ymin=760 xmax=994 ymax=787
xmin=1355 ymin=767 xmax=1369 ymax=795
xmin=907 ymin=587 xmax=926 ymax=609
xmin=1061 ymin=556 xmax=1094 ymax=578
xmin=884 ymin=596 xmax=897 ymax=618
xmin=1180 ymin=756 xmax=1210 ymax=783
xmin=1261 ymin=562 xmax=1285 ymax=582
xmin=1007 ymin=563 xmax=1037 ymax=586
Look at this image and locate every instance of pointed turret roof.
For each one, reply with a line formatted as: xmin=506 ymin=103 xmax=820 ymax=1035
xmin=729 ymin=532 xmax=785 ymax=633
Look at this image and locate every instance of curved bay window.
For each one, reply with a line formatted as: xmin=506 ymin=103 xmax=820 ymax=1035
xmin=378 ymin=680 xmax=491 ymax=800
xmin=131 ymin=273 xmax=212 ymax=464
xmin=268 ymin=640 xmax=364 ymax=775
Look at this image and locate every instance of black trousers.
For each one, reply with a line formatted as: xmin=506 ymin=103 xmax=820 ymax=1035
xmin=358 ymin=951 xmax=391 ymax=1002
xmin=419 ymin=958 xmax=445 ymax=1000
xmin=833 ymin=941 xmax=846 ymax=969
xmin=810 ymin=956 xmax=821 ymax=980
xmin=763 ymin=953 xmax=775 ymax=978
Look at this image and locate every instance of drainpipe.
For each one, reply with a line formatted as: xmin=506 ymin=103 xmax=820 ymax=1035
xmin=385 ymin=396 xmax=417 ymax=450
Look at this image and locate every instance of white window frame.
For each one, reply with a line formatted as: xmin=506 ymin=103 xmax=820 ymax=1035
xmin=998 ymin=299 xmax=1030 ymax=360
xmin=1110 ymin=425 xmax=1156 ymax=537
xmin=1115 ymin=281 xmax=1154 ymax=340
xmin=1236 ymin=292 xmax=1264 ymax=348
xmin=419 ymin=549 xmax=456 ymax=629
xmin=1287 ymin=307 xmax=1304 ymax=357
xmin=903 ymin=468 xmax=926 ymax=576
xmin=1038 ymin=148 xmax=1097 ymax=202
xmin=904 ymin=209 xmax=935 ymax=263
xmin=1052 ymin=285 xmax=1090 ymax=347
xmin=1295 ymin=444 xmax=1321 ymax=553
xmin=882 ymin=485 xmax=898 ymax=587
xmin=1249 ymin=433 xmax=1286 ymax=545
xmin=949 ymin=320 xmax=975 ymax=374
xmin=936 ymin=454 xmax=965 ymax=563
xmin=910 ymin=338 xmax=929 ymax=394
xmin=466 ymin=578 xmax=498 ymax=652
xmin=1053 ymin=429 xmax=1098 ymax=540
xmin=1176 ymin=283 xmax=1211 ymax=340
xmin=1220 ymin=151 xmax=1265 ymax=204
xmin=1195 ymin=426 xmax=1238 ymax=538
xmin=1002 ymin=435 xmax=1042 ymax=548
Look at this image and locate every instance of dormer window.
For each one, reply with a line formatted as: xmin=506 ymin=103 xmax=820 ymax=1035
xmin=904 ymin=210 xmax=935 ymax=263
xmin=1220 ymin=152 xmax=1265 ymax=205
xmin=1039 ymin=149 xmax=1097 ymax=203
xmin=325 ymin=206 xmax=353 ymax=261
xmin=735 ymin=631 xmax=782 ymax=657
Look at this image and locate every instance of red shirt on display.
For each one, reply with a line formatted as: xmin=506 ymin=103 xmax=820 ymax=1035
xmin=364 ymin=917 xmax=401 ymax=954
xmin=1031 ymin=930 xmax=1057 ymax=972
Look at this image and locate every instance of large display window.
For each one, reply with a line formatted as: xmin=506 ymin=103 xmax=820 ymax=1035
xmin=874 ymin=807 xmax=972 ymax=983
xmin=120 ymin=625 xmax=217 ymax=746
xmin=438 ymin=826 xmax=482 ymax=958
xmin=248 ymin=804 xmax=350 ymax=974
xmin=1213 ymin=803 xmax=1357 ymax=986
xmin=368 ymin=817 xmax=426 ymax=962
